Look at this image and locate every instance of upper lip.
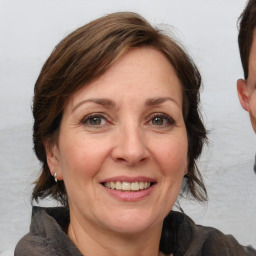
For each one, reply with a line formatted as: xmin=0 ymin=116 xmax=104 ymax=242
xmin=100 ymin=176 xmax=156 ymax=183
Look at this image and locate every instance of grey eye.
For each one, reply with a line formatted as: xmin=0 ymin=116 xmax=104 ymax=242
xmin=149 ymin=114 xmax=175 ymax=127
xmin=82 ymin=114 xmax=107 ymax=126
xmin=89 ymin=116 xmax=102 ymax=125
xmin=152 ymin=116 xmax=164 ymax=125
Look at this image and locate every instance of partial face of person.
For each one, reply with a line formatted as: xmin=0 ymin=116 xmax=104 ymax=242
xmin=237 ymin=28 xmax=256 ymax=132
xmin=46 ymin=47 xmax=188 ymax=235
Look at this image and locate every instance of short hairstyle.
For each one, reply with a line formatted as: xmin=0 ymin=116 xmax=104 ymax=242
xmin=32 ymin=12 xmax=207 ymax=205
xmin=238 ymin=0 xmax=256 ymax=79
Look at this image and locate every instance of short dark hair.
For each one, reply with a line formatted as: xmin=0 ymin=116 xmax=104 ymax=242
xmin=32 ymin=12 xmax=208 ymax=205
xmin=238 ymin=0 xmax=256 ymax=79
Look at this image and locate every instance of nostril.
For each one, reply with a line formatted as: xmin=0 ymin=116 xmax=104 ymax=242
xmin=116 ymin=157 xmax=127 ymax=162
xmin=114 ymin=155 xmax=148 ymax=166
xmin=111 ymin=134 xmax=149 ymax=165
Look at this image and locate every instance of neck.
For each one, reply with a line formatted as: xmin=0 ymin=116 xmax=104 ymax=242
xmin=68 ymin=211 xmax=163 ymax=256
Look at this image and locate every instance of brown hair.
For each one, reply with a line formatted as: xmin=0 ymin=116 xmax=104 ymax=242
xmin=238 ymin=0 xmax=256 ymax=79
xmin=32 ymin=12 xmax=207 ymax=205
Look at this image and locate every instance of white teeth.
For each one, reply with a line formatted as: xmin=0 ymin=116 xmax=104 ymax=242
xmin=110 ymin=181 xmax=115 ymax=189
xmin=122 ymin=182 xmax=130 ymax=190
xmin=103 ymin=181 xmax=151 ymax=191
xmin=131 ymin=182 xmax=139 ymax=191
xmin=139 ymin=182 xmax=145 ymax=190
xmin=116 ymin=181 xmax=122 ymax=190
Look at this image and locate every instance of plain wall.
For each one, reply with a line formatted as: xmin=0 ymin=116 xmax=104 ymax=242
xmin=0 ymin=0 xmax=256 ymax=254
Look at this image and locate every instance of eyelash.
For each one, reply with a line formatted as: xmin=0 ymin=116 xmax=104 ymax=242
xmin=81 ymin=113 xmax=109 ymax=127
xmin=147 ymin=113 xmax=175 ymax=127
xmin=80 ymin=113 xmax=175 ymax=128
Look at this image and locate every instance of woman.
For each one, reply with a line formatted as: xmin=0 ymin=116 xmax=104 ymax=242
xmin=15 ymin=12 xmax=255 ymax=256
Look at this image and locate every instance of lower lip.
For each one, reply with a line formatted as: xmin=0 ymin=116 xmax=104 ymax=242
xmin=102 ymin=184 xmax=156 ymax=202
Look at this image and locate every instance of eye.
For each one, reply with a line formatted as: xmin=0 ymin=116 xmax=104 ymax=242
xmin=152 ymin=116 xmax=165 ymax=125
xmin=148 ymin=113 xmax=175 ymax=127
xmin=81 ymin=114 xmax=108 ymax=127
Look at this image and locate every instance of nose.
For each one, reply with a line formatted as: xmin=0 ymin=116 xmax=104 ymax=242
xmin=111 ymin=125 xmax=149 ymax=166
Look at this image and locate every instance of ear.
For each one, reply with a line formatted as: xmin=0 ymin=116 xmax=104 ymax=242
xmin=237 ymin=79 xmax=250 ymax=112
xmin=44 ymin=140 xmax=63 ymax=181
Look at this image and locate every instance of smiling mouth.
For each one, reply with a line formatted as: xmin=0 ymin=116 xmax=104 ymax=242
xmin=102 ymin=181 xmax=154 ymax=191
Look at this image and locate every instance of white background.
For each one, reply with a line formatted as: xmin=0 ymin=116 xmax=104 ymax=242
xmin=0 ymin=0 xmax=256 ymax=254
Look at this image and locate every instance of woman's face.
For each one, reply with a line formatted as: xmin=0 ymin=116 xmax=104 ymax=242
xmin=47 ymin=47 xmax=188 ymax=235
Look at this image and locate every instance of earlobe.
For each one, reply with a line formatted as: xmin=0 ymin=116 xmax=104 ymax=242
xmin=237 ymin=79 xmax=250 ymax=111
xmin=44 ymin=140 xmax=63 ymax=180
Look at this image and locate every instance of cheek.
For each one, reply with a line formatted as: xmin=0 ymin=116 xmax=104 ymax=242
xmin=58 ymin=136 xmax=110 ymax=180
xmin=152 ymin=135 xmax=188 ymax=175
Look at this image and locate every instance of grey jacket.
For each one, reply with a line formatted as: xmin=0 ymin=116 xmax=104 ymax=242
xmin=15 ymin=207 xmax=256 ymax=256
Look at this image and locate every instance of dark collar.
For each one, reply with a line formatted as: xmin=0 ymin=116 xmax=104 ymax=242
xmin=32 ymin=206 xmax=192 ymax=255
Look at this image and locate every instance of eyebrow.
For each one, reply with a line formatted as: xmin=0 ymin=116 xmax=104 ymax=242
xmin=72 ymin=98 xmax=116 ymax=112
xmin=145 ymin=97 xmax=180 ymax=107
xmin=72 ymin=96 xmax=180 ymax=112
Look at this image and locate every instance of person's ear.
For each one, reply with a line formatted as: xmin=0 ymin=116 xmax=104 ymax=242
xmin=237 ymin=79 xmax=250 ymax=112
xmin=44 ymin=140 xmax=63 ymax=180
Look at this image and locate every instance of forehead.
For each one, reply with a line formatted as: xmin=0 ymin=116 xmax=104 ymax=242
xmin=69 ymin=47 xmax=183 ymax=106
xmin=100 ymin=47 xmax=178 ymax=84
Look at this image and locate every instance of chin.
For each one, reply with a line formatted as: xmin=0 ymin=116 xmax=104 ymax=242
xmin=107 ymin=221 xmax=157 ymax=235
xmin=102 ymin=208 xmax=162 ymax=235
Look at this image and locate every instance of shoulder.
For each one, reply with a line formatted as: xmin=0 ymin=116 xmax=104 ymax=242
xmin=198 ymin=226 xmax=256 ymax=256
xmin=169 ymin=211 xmax=256 ymax=256
xmin=14 ymin=207 xmax=66 ymax=256
xmin=14 ymin=206 xmax=82 ymax=256
xmin=14 ymin=233 xmax=55 ymax=256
